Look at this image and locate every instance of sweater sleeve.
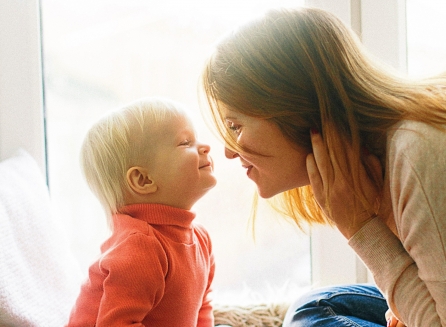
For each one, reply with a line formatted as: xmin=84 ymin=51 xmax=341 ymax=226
xmin=195 ymin=225 xmax=215 ymax=327
xmin=96 ymin=233 xmax=168 ymax=327
xmin=349 ymin=122 xmax=446 ymax=327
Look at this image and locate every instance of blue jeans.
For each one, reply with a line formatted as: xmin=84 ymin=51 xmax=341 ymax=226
xmin=283 ymin=284 xmax=388 ymax=327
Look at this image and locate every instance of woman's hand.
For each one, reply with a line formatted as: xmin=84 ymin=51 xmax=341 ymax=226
xmin=306 ymin=129 xmax=382 ymax=239
xmin=386 ymin=309 xmax=405 ymax=327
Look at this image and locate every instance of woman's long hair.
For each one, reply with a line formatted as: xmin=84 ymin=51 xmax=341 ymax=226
xmin=200 ymin=7 xmax=446 ymax=228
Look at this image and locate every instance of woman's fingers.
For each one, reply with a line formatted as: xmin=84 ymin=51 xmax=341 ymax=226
xmin=387 ymin=316 xmax=406 ymax=327
xmin=309 ymin=129 xmax=333 ymax=187
xmin=306 ymin=153 xmax=324 ymax=205
xmin=306 ymin=129 xmax=333 ymax=209
xmin=366 ymin=152 xmax=382 ymax=180
xmin=307 ymin=128 xmax=382 ymax=238
xmin=363 ymin=150 xmax=383 ymax=189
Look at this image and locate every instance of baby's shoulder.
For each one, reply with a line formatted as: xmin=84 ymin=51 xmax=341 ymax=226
xmin=192 ymin=223 xmax=212 ymax=246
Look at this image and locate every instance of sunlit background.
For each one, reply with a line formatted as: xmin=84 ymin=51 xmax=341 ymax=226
xmin=406 ymin=0 xmax=446 ymax=77
xmin=41 ymin=0 xmax=446 ymax=304
xmin=41 ymin=0 xmax=311 ymax=304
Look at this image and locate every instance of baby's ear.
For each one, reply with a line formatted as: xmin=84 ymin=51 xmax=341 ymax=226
xmin=126 ymin=166 xmax=157 ymax=195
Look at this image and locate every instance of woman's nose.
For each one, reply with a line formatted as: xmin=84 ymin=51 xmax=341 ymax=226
xmin=225 ymin=147 xmax=239 ymax=159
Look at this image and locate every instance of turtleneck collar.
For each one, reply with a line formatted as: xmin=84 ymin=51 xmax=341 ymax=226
xmin=116 ymin=203 xmax=196 ymax=229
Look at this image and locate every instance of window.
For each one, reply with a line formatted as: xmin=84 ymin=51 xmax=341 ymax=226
xmin=406 ymin=0 xmax=446 ymax=77
xmin=41 ymin=0 xmax=310 ymax=304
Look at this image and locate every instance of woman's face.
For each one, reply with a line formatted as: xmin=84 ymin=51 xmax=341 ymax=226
xmin=220 ymin=106 xmax=311 ymax=198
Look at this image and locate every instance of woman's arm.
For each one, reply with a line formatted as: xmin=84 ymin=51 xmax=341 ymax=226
xmin=358 ymin=120 xmax=446 ymax=326
xmin=307 ymin=122 xmax=446 ymax=326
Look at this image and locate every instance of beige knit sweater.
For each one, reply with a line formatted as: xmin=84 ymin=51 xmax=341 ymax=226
xmin=349 ymin=120 xmax=446 ymax=327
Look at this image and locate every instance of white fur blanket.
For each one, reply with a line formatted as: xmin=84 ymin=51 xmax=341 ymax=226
xmin=214 ymin=302 xmax=289 ymax=327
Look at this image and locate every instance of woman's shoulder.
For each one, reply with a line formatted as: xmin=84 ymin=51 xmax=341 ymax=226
xmin=385 ymin=120 xmax=446 ymax=182
xmin=388 ymin=119 xmax=445 ymax=137
xmin=387 ymin=119 xmax=446 ymax=155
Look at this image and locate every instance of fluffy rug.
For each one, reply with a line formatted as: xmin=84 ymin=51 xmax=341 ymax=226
xmin=213 ymin=302 xmax=289 ymax=327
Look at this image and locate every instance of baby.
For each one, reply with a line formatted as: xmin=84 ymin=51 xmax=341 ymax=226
xmin=66 ymin=97 xmax=217 ymax=327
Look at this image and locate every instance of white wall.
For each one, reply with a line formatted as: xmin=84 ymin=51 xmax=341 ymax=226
xmin=0 ymin=0 xmax=46 ymax=173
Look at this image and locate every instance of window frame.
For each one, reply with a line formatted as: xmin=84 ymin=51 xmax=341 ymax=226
xmin=0 ymin=0 xmax=47 ymax=174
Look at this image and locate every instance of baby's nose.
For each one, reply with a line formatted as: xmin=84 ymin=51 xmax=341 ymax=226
xmin=199 ymin=143 xmax=210 ymax=154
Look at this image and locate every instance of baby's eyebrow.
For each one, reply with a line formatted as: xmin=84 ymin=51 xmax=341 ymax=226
xmin=176 ymin=130 xmax=196 ymax=141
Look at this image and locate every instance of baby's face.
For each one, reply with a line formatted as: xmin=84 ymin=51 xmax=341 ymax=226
xmin=143 ymin=113 xmax=217 ymax=209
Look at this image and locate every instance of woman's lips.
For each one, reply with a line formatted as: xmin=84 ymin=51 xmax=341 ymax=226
xmin=242 ymin=164 xmax=253 ymax=176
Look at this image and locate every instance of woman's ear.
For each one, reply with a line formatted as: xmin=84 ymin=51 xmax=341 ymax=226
xmin=126 ymin=166 xmax=158 ymax=195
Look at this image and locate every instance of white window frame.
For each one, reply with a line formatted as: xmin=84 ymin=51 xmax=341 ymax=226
xmin=0 ymin=0 xmax=46 ymax=173
xmin=0 ymin=0 xmax=407 ymax=287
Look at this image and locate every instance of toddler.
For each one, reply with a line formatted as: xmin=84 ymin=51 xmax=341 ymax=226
xmin=66 ymin=97 xmax=217 ymax=327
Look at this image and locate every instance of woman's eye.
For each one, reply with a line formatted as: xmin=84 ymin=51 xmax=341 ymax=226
xmin=227 ymin=121 xmax=241 ymax=134
xmin=179 ymin=139 xmax=191 ymax=146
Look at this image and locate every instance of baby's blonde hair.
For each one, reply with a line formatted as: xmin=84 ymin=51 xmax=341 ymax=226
xmin=80 ymin=97 xmax=185 ymax=226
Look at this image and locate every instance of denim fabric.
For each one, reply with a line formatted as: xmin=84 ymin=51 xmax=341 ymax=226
xmin=283 ymin=284 xmax=388 ymax=327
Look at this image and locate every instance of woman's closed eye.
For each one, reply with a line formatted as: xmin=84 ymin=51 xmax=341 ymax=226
xmin=226 ymin=120 xmax=241 ymax=135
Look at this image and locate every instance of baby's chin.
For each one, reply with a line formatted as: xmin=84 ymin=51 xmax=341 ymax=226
xmin=198 ymin=175 xmax=217 ymax=195
xmin=207 ymin=176 xmax=218 ymax=190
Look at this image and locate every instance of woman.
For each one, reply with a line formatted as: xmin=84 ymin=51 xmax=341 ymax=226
xmin=200 ymin=7 xmax=446 ymax=327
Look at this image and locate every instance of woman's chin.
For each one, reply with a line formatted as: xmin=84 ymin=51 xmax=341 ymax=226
xmin=256 ymin=187 xmax=281 ymax=199
xmin=256 ymin=183 xmax=306 ymax=199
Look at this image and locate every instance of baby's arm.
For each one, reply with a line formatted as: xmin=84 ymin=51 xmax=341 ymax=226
xmin=197 ymin=255 xmax=215 ymax=327
xmin=196 ymin=226 xmax=216 ymax=327
xmin=97 ymin=233 xmax=168 ymax=327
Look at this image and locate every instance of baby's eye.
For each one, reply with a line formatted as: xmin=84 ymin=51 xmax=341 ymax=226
xmin=179 ymin=139 xmax=191 ymax=146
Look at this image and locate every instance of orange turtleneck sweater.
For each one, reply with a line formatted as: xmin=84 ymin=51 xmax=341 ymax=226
xmin=66 ymin=203 xmax=215 ymax=327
